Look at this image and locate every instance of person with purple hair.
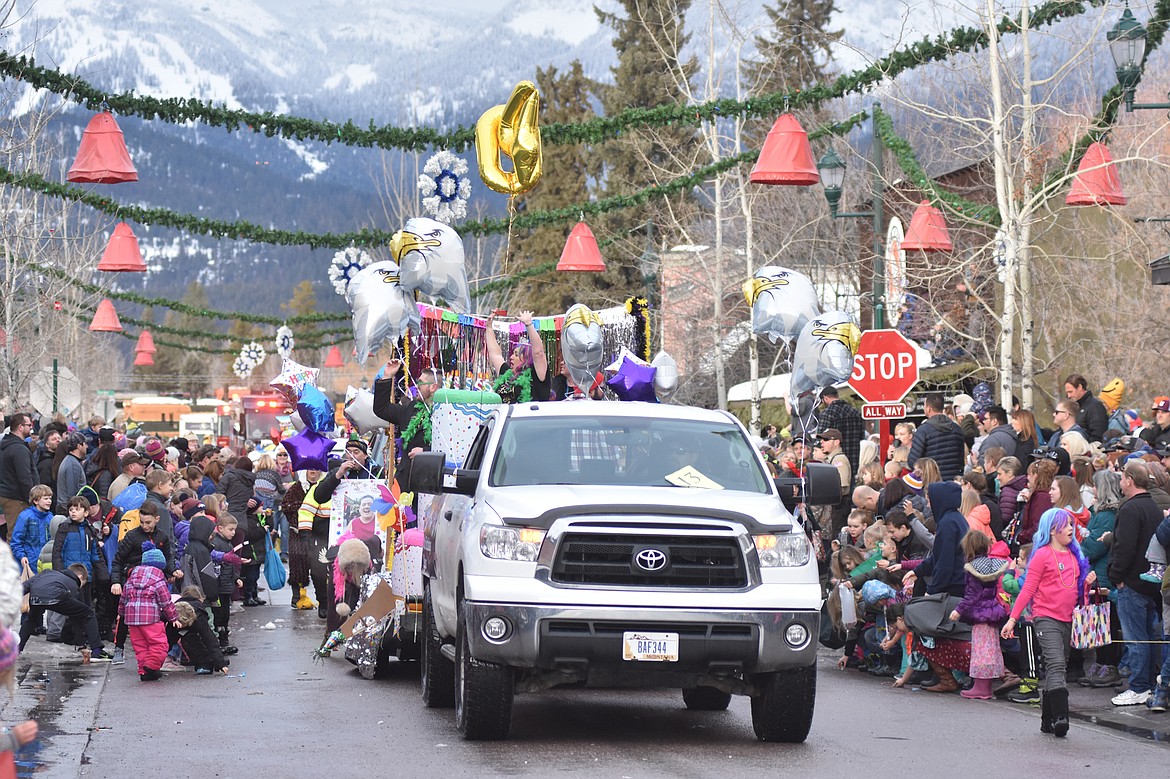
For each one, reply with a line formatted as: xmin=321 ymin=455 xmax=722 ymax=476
xmin=485 ymin=310 xmax=550 ymax=404
xmin=1001 ymin=507 xmax=1095 ymax=738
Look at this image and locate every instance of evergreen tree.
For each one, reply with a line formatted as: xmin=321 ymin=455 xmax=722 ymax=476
xmin=133 ymin=283 xmax=214 ymax=398
xmin=589 ymin=0 xmax=700 ymax=309
xmin=509 ymin=61 xmax=597 ymax=314
xmin=746 ymin=0 xmax=842 ymax=96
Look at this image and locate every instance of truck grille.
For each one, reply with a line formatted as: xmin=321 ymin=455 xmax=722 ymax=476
xmin=551 ymin=533 xmax=747 ymax=588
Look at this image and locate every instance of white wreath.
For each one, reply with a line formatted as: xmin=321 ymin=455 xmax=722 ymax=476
xmin=417 ymin=150 xmax=471 ymax=225
xmin=328 ymin=247 xmax=374 ymax=297
xmin=275 ymin=325 xmax=295 ymax=359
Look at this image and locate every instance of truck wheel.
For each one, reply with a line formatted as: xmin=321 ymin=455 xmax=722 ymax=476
xmin=420 ymin=583 xmax=454 ymax=708
xmin=750 ymin=666 xmax=816 ymax=743
xmin=455 ymin=610 xmax=514 ymax=740
xmin=682 ymin=687 xmax=732 ymax=711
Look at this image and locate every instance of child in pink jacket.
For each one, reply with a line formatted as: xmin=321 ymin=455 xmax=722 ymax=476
xmin=117 ymin=545 xmax=179 ymax=681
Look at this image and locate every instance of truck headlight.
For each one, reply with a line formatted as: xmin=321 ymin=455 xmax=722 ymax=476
xmin=480 ymin=525 xmax=545 ymax=562
xmin=753 ymin=534 xmax=811 ymax=567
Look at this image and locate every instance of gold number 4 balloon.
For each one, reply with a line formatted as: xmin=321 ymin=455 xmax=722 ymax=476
xmin=475 ymin=81 xmax=543 ymax=195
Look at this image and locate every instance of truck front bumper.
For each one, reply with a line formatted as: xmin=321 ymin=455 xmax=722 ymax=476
xmin=464 ymin=601 xmax=819 ymax=674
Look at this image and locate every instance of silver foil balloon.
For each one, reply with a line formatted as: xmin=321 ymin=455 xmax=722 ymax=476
xmin=650 ymin=351 xmax=678 ymax=403
xmin=561 ymin=304 xmax=604 ymax=396
xmin=742 ymin=265 xmax=821 ymax=345
xmin=392 ymin=217 xmax=471 ymax=313
xmin=344 ymin=385 xmax=386 ymax=435
xmin=790 ymin=310 xmax=861 ymax=397
xmin=348 ymin=260 xmax=420 ymax=365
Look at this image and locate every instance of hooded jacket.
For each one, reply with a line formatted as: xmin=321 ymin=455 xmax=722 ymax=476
xmin=954 ymin=556 xmax=1009 ymax=625
xmin=907 ymin=414 xmax=967 ymax=480
xmin=999 ymin=474 xmax=1028 ymax=527
xmin=55 ymin=454 xmax=86 ymax=513
xmin=978 ymin=423 xmax=1019 ymax=461
xmin=966 ymin=503 xmax=993 ymax=539
xmin=24 ymin=567 xmax=83 ymax=604
xmin=35 ymin=443 xmax=55 ymax=490
xmin=10 ymin=504 xmax=53 ymax=565
xmin=185 ymin=516 xmax=220 ymax=600
xmin=38 ymin=515 xmax=68 ymax=571
xmin=915 ymin=482 xmax=967 ymax=596
xmin=0 ymin=433 xmax=35 ymax=502
xmin=111 ymin=526 xmax=175 ymax=584
xmin=52 ymin=515 xmax=104 ymax=577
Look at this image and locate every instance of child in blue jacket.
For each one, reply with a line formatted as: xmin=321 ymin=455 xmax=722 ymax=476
xmin=10 ymin=485 xmax=54 ymax=570
xmin=52 ymin=496 xmax=105 ymax=578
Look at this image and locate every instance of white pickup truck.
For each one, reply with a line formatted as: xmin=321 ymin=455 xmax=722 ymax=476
xmin=411 ymin=401 xmax=838 ymax=742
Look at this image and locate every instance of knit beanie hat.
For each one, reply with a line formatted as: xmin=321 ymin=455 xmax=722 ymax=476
xmin=1098 ymin=378 xmax=1124 ymax=413
xmin=77 ymin=485 xmax=100 ymax=507
xmin=141 ymin=542 xmax=166 ymax=569
xmin=902 ymin=473 xmax=924 ymax=492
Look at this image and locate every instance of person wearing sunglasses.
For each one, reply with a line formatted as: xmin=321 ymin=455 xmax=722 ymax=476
xmin=372 ymin=359 xmax=439 ymax=499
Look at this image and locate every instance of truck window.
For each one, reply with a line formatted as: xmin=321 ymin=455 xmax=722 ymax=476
xmin=488 ymin=418 xmax=770 ymax=493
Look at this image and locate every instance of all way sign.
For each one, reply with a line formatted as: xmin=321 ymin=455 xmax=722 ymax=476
xmin=862 ymin=403 xmax=907 ymax=420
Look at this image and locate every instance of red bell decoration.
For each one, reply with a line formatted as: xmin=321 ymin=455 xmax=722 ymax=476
xmin=88 ymin=299 xmax=122 ymax=332
xmin=133 ymin=349 xmax=155 ymax=367
xmin=323 ymin=345 xmax=345 ymax=368
xmin=1066 ymin=141 xmax=1127 ymax=206
xmin=135 ymin=330 xmax=156 ymax=354
xmin=556 ymin=222 xmax=607 ymax=272
xmin=97 ymin=222 xmax=146 ymax=272
xmin=749 ymin=114 xmax=819 ymax=185
xmin=66 ymin=112 xmax=139 ymax=184
xmin=901 ymin=201 xmax=953 ymax=252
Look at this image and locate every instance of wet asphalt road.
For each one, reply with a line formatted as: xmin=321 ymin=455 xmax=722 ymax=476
xmin=5 ymin=597 xmax=1169 ymax=778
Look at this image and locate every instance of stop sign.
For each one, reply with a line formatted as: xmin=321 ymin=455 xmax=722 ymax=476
xmin=847 ymin=329 xmax=920 ymax=404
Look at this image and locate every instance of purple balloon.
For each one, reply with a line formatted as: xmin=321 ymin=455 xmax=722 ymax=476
xmin=282 ymin=429 xmax=333 ymax=471
xmin=607 ymin=356 xmax=658 ymax=402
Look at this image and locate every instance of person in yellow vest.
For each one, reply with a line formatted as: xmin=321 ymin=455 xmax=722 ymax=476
xmin=281 ymin=470 xmax=322 ymax=611
xmin=296 ymin=472 xmax=332 ymax=619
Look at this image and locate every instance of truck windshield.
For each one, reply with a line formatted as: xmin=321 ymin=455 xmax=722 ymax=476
xmin=489 ymin=417 xmax=771 ymax=493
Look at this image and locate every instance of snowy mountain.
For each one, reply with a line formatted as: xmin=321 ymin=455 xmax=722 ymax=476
xmin=0 ymin=0 xmax=1001 ymax=315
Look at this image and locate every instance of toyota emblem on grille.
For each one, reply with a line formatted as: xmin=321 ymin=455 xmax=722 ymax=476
xmin=634 ymin=548 xmax=668 ymax=572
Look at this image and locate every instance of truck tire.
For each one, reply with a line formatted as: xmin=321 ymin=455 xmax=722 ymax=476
xmin=682 ymin=686 xmax=732 ymax=711
xmin=750 ymin=666 xmax=816 ymax=743
xmin=455 ymin=609 xmax=514 ymax=740
xmin=421 ymin=583 xmax=455 ymax=708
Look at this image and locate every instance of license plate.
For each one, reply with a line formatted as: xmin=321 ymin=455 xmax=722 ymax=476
xmin=622 ymin=631 xmax=679 ymax=662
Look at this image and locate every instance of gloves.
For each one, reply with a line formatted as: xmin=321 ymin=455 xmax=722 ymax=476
xmin=222 ymin=552 xmax=244 ymax=566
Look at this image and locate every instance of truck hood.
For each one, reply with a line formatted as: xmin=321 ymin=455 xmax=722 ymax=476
xmin=485 ymin=485 xmax=795 ymax=534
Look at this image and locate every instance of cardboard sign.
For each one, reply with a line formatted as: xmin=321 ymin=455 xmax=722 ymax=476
xmin=664 ymin=466 xmax=723 ymax=490
xmin=340 ymin=579 xmax=402 ymax=638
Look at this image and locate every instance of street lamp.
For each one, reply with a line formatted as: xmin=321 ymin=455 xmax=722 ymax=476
xmin=816 ymin=102 xmax=887 ymax=329
xmin=1108 ymin=6 xmax=1168 ymax=112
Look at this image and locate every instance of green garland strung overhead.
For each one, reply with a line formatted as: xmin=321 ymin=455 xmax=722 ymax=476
xmin=0 ymin=0 xmax=1105 ymax=152
xmin=27 ymin=261 xmax=349 ymax=325
xmin=0 ymin=113 xmax=868 ymax=249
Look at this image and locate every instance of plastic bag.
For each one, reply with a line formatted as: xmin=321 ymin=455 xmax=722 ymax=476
xmin=263 ymin=532 xmax=287 ymax=591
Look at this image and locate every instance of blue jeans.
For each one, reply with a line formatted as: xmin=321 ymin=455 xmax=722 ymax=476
xmin=1116 ymin=586 xmax=1160 ymax=693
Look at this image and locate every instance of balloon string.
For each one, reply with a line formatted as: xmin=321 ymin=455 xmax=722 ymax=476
xmin=503 ymin=194 xmax=517 ymax=278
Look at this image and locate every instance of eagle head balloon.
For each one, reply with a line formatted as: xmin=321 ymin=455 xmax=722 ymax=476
xmin=742 ymin=265 xmax=821 ymax=344
xmin=348 ymin=260 xmax=420 ymax=365
xmin=789 ymin=310 xmax=861 ymax=399
xmin=561 ymin=304 xmax=604 ymax=395
xmin=392 ymin=217 xmax=471 ymax=314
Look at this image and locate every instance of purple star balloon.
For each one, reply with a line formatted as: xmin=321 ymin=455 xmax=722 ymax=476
xmin=282 ymin=429 xmax=333 ymax=471
xmin=607 ymin=356 xmax=658 ymax=402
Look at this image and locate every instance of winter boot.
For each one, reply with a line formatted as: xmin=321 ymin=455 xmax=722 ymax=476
xmin=1049 ymin=687 xmax=1070 ymax=737
xmin=923 ymin=658 xmax=959 ymax=693
xmin=1040 ymin=692 xmax=1054 ymax=733
xmin=1008 ymin=679 xmax=1041 ymax=705
xmin=294 ymin=587 xmax=316 ymax=611
xmin=961 ymin=677 xmax=995 ymax=700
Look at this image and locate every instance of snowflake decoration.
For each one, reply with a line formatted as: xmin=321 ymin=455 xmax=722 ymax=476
xmin=240 ymin=341 xmax=267 ymax=367
xmin=275 ymin=325 xmax=295 ymax=359
xmin=232 ymin=356 xmax=254 ymax=380
xmin=417 ymin=150 xmax=471 ymax=225
xmin=329 ymin=247 xmax=373 ymax=297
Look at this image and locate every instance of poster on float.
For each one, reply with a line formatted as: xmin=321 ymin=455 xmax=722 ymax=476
xmin=329 ymin=479 xmax=392 ymax=549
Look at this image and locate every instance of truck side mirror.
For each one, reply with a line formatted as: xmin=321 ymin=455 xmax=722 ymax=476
xmin=409 ymin=451 xmax=479 ymax=497
xmin=410 ymin=452 xmax=446 ymax=494
xmin=774 ymin=462 xmax=843 ymax=511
